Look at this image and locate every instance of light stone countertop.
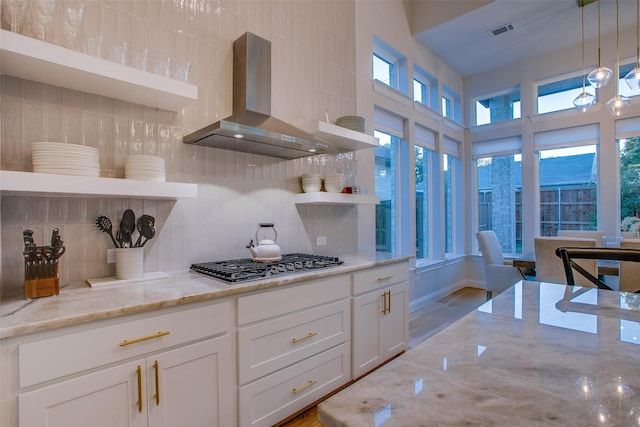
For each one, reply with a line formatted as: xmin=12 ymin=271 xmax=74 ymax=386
xmin=318 ymin=281 xmax=640 ymax=427
xmin=0 ymin=254 xmax=411 ymax=339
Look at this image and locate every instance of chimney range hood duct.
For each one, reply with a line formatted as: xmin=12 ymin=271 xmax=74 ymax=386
xmin=184 ymin=32 xmax=336 ymax=159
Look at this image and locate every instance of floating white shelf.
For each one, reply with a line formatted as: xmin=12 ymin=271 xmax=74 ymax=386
xmin=0 ymin=30 xmax=197 ymax=112
xmin=294 ymin=192 xmax=379 ymax=205
xmin=315 ymin=121 xmax=379 ymax=152
xmin=0 ymin=171 xmax=197 ymax=200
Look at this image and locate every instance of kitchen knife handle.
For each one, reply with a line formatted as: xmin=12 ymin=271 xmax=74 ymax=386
xmin=136 ymin=365 xmax=143 ymax=413
xmin=119 ymin=331 xmax=170 ymax=347
xmin=153 ymin=360 xmax=160 ymax=406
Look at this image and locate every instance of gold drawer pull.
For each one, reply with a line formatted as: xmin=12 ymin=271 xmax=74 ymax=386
xmin=292 ymin=380 xmax=317 ymax=394
xmin=120 ymin=331 xmax=170 ymax=347
xmin=377 ymin=275 xmax=393 ymax=281
xmin=292 ymin=332 xmax=317 ymax=344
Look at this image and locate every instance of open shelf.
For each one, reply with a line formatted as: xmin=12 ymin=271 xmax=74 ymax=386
xmin=294 ymin=192 xmax=379 ymax=205
xmin=314 ymin=121 xmax=379 ymax=151
xmin=0 ymin=171 xmax=197 ymax=200
xmin=0 ymin=30 xmax=197 ymax=112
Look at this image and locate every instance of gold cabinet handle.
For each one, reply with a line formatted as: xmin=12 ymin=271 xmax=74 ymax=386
xmin=136 ymin=365 xmax=143 ymax=413
xmin=386 ymin=290 xmax=391 ymax=314
xmin=153 ymin=360 xmax=160 ymax=406
xmin=292 ymin=332 xmax=317 ymax=344
xmin=120 ymin=331 xmax=170 ymax=347
xmin=377 ymin=275 xmax=393 ymax=281
xmin=292 ymin=380 xmax=317 ymax=394
xmin=381 ymin=290 xmax=391 ymax=315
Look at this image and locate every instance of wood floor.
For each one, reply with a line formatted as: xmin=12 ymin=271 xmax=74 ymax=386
xmin=277 ymin=287 xmax=486 ymax=427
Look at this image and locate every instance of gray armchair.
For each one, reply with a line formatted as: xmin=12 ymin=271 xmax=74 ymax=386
xmin=476 ymin=231 xmax=524 ymax=300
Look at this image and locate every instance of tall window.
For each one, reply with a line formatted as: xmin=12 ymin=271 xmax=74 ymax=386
xmin=413 ymin=65 xmax=438 ymax=110
xmin=474 ymin=137 xmax=523 ymax=254
xmin=443 ymin=137 xmax=462 ymax=254
xmin=415 ymin=124 xmax=436 ymax=259
xmin=535 ymin=125 xmax=599 ymax=235
xmin=442 ymin=84 xmax=462 ymax=123
xmin=372 ymin=36 xmax=408 ymax=94
xmin=475 ymin=87 xmax=521 ymax=125
xmin=616 ymin=117 xmax=640 ymax=235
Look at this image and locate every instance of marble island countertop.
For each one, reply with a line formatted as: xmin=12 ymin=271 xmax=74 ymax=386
xmin=0 ymin=254 xmax=411 ymax=339
xmin=318 ymin=281 xmax=640 ymax=427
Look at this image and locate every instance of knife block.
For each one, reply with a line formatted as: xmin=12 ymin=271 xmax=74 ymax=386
xmin=24 ymin=265 xmax=59 ymax=299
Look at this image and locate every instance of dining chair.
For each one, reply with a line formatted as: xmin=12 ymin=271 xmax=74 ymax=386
xmin=476 ymin=231 xmax=524 ymax=300
xmin=620 ymin=239 xmax=640 ymax=292
xmin=557 ymin=230 xmax=605 ymax=247
xmin=555 ymin=247 xmax=640 ymax=292
xmin=534 ymin=237 xmax=596 ymax=287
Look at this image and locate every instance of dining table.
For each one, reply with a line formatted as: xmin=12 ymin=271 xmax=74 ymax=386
xmin=318 ymin=280 xmax=640 ymax=426
xmin=513 ymin=253 xmax=620 ymax=276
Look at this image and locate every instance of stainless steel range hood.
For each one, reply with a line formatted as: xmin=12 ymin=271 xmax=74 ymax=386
xmin=184 ymin=32 xmax=336 ymax=159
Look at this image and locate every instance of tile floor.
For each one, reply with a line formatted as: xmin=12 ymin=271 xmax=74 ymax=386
xmin=278 ymin=286 xmax=487 ymax=427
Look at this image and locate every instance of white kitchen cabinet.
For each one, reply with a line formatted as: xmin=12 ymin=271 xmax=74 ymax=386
xmin=236 ymin=275 xmax=351 ymax=427
xmin=9 ymin=300 xmax=235 ymax=427
xmin=352 ymin=261 xmax=409 ymax=379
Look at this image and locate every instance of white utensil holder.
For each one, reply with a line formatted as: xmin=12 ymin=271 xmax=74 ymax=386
xmin=115 ymin=247 xmax=144 ymax=280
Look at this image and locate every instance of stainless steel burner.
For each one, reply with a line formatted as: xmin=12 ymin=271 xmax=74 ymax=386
xmin=190 ymin=253 xmax=343 ymax=282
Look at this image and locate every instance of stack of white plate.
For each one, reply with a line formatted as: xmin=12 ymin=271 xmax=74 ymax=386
xmin=32 ymin=142 xmax=100 ymax=177
xmin=336 ymin=116 xmax=365 ymax=133
xmin=301 ymin=173 xmax=322 ymax=193
xmin=324 ymin=173 xmax=344 ymax=193
xmin=125 ymin=155 xmax=166 ymax=182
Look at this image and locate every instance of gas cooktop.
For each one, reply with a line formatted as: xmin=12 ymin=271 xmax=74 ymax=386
xmin=190 ymin=253 xmax=344 ymax=283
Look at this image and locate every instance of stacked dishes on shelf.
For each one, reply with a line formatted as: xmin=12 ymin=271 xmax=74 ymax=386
xmin=336 ymin=115 xmax=365 ymax=133
xmin=32 ymin=142 xmax=100 ymax=177
xmin=125 ymin=155 xmax=166 ymax=182
xmin=324 ymin=173 xmax=344 ymax=193
xmin=301 ymin=173 xmax=322 ymax=193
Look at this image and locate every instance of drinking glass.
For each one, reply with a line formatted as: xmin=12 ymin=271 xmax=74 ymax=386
xmin=56 ymin=0 xmax=85 ymax=49
xmin=1 ymin=0 xmax=28 ymax=33
xmin=24 ymin=0 xmax=57 ymax=41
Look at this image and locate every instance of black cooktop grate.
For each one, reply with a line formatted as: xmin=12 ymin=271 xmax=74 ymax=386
xmin=190 ymin=253 xmax=343 ymax=283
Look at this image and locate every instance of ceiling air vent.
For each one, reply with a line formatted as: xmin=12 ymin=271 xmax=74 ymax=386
xmin=484 ymin=24 xmax=515 ymax=38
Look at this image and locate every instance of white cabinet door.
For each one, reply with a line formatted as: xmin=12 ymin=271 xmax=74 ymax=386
xmin=19 ymin=359 xmax=148 ymax=427
xmin=148 ymin=335 xmax=236 ymax=427
xmin=352 ymin=282 xmax=408 ymax=379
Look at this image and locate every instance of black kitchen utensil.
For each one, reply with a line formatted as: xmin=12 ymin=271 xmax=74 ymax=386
xmin=95 ymin=216 xmax=120 ymax=248
xmin=133 ymin=214 xmax=155 ymax=247
xmin=139 ymin=222 xmax=156 ymax=247
xmin=120 ymin=209 xmax=136 ymax=248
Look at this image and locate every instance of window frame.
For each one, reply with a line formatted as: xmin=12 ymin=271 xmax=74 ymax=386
xmin=372 ymin=36 xmax=409 ymax=95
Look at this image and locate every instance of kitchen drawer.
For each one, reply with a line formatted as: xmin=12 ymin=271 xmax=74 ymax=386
xmin=19 ymin=300 xmax=232 ymax=388
xmin=352 ymin=262 xmax=409 ymax=295
xmin=237 ymin=275 xmax=349 ymax=325
xmin=238 ymin=299 xmax=350 ymax=385
xmin=238 ymin=342 xmax=350 ymax=427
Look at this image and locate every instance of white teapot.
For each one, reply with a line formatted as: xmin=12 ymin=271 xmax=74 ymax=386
xmin=246 ymin=223 xmax=282 ymax=262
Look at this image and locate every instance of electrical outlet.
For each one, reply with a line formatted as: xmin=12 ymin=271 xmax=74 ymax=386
xmin=107 ymin=248 xmax=116 ymax=264
xmin=316 ymin=236 xmax=327 ymax=246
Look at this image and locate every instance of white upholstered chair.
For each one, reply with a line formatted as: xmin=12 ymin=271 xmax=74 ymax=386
xmin=476 ymin=231 xmax=524 ymax=300
xmin=620 ymin=239 xmax=640 ymax=292
xmin=557 ymin=230 xmax=605 ymax=247
xmin=534 ymin=237 xmax=597 ymax=287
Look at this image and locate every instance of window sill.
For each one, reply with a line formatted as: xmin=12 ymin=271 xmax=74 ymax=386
xmin=372 ymin=80 xmax=412 ymax=107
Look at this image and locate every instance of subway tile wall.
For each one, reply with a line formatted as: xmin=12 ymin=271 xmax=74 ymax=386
xmin=0 ymin=0 xmax=359 ymax=297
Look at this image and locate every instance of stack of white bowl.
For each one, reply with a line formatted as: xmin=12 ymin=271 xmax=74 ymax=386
xmin=324 ymin=173 xmax=344 ymax=193
xmin=301 ymin=173 xmax=322 ymax=192
xmin=32 ymin=142 xmax=100 ymax=177
xmin=125 ymin=155 xmax=166 ymax=182
xmin=336 ymin=115 xmax=365 ymax=133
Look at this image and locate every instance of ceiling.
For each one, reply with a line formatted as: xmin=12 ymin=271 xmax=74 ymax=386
xmin=407 ymin=0 xmax=639 ymax=78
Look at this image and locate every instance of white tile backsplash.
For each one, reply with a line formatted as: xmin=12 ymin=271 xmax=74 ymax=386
xmin=1 ymin=0 xmax=359 ymax=295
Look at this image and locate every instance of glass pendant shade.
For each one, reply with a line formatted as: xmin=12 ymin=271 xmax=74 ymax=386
xmin=625 ymin=66 xmax=640 ymax=89
xmin=573 ymin=91 xmax=596 ymax=111
xmin=587 ymin=66 xmax=613 ymax=88
xmin=606 ymin=94 xmax=630 ymax=116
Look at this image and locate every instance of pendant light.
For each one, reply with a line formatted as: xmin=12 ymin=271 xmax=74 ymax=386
xmin=587 ymin=0 xmax=613 ymax=88
xmin=606 ymin=0 xmax=630 ymax=116
xmin=625 ymin=0 xmax=640 ymax=89
xmin=574 ymin=4 xmax=596 ymax=111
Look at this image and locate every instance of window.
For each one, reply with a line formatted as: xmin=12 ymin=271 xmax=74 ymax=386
xmin=535 ymin=125 xmax=599 ymax=235
xmin=474 ymin=87 xmax=521 ymax=125
xmin=442 ymin=84 xmax=462 ymax=123
xmin=616 ymin=117 xmax=640 ymax=234
xmin=443 ymin=137 xmax=462 ymax=254
xmin=372 ymin=36 xmax=408 ymax=94
xmin=415 ymin=124 xmax=436 ymax=259
xmin=413 ymin=65 xmax=438 ymax=110
xmin=618 ymin=62 xmax=640 ymax=99
xmin=537 ymin=74 xmax=585 ymax=114
xmin=474 ymin=136 xmax=523 ymax=254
